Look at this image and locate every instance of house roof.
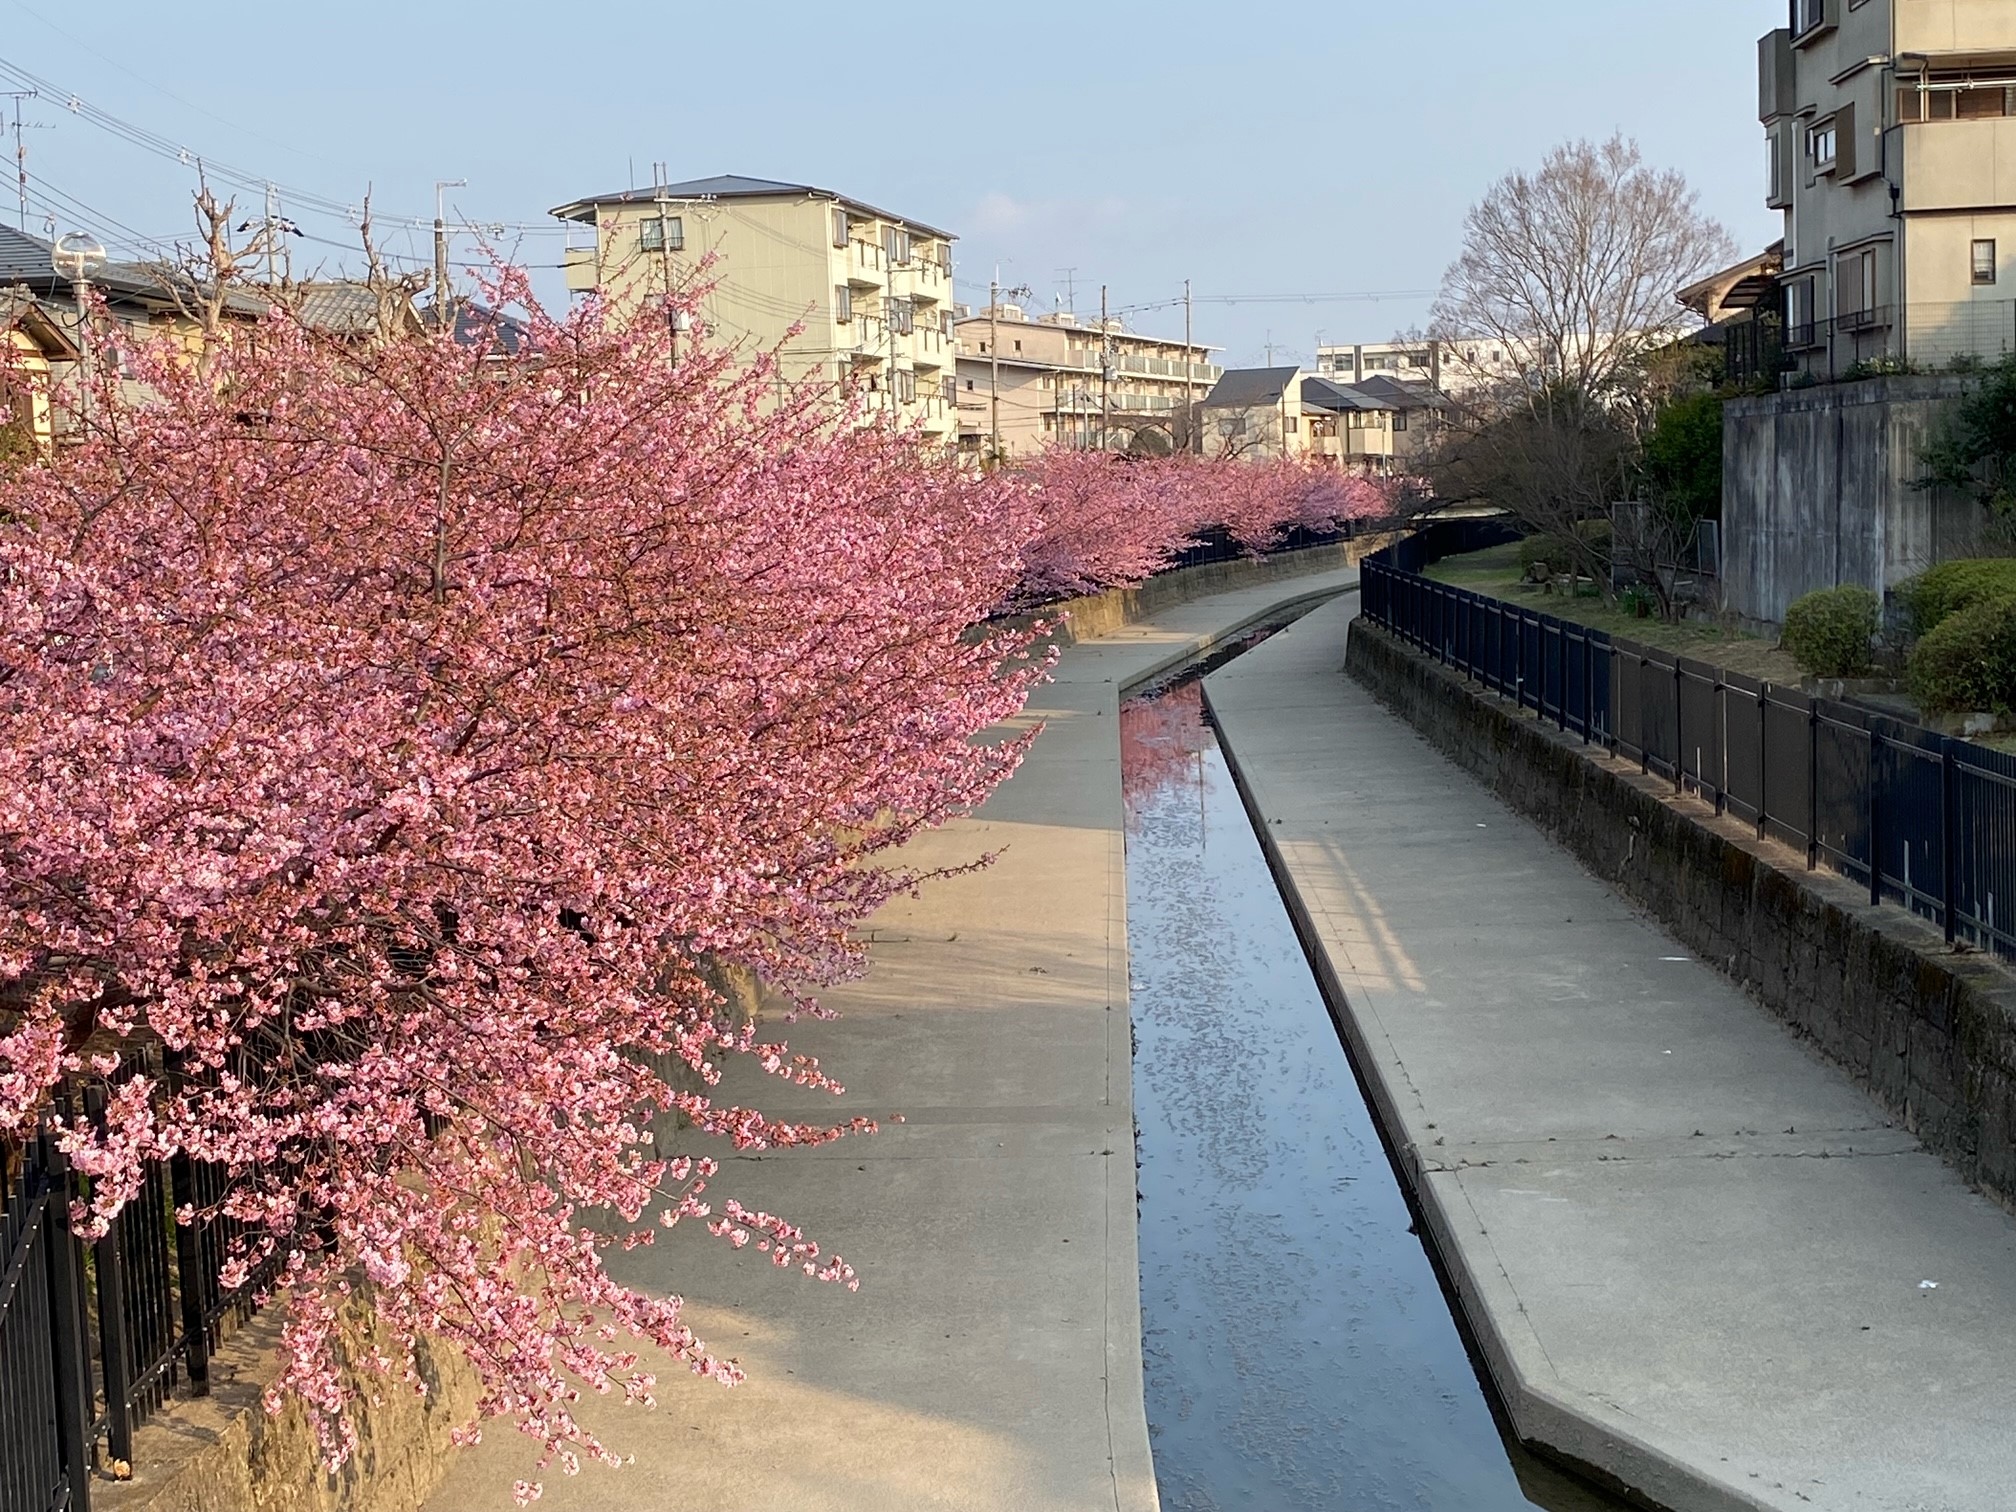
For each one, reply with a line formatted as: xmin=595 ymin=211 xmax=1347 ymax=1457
xmin=0 ymin=289 xmax=80 ymax=359
xmin=290 ymin=281 xmax=416 ymax=337
xmin=0 ymin=224 xmax=268 ymax=316
xmin=426 ymin=298 xmax=532 ymax=357
xmin=549 ymin=174 xmax=957 ymax=241
xmin=1349 ymin=373 xmax=1443 ymax=410
xmin=1200 ymin=366 xmax=1303 ymax=409
xmin=1300 ymin=375 xmax=1400 ymax=413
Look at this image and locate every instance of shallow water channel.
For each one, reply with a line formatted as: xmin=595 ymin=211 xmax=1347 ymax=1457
xmin=1122 ymin=627 xmax=1638 ymax=1512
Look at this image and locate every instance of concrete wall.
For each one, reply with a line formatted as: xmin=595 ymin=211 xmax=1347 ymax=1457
xmin=1721 ymin=376 xmax=1985 ymax=626
xmin=1347 ymin=622 xmax=2016 ymax=1212
xmin=999 ymin=535 xmax=1397 ymax=650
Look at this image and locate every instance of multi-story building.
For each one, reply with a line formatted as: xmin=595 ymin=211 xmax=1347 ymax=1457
xmin=1759 ymin=0 xmax=2016 ymax=379
xmin=1196 ymin=368 xmax=1404 ymax=471
xmin=1315 ymin=337 xmax=1523 ymax=398
xmin=951 ymin=305 xmax=1222 ymax=457
xmin=551 ymin=174 xmax=959 ymax=440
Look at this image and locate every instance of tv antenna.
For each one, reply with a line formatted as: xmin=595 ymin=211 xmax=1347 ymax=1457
xmin=1 ymin=91 xmax=51 ymax=232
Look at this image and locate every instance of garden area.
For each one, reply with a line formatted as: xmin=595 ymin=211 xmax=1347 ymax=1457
xmin=1424 ymin=540 xmax=1803 ymax=683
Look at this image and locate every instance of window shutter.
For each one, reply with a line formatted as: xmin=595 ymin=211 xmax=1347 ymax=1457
xmin=1835 ymin=100 xmax=1857 ymax=178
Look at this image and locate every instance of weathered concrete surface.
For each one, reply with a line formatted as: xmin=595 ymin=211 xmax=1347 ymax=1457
xmin=1206 ymin=597 xmax=2016 ymax=1512
xmin=1722 ymin=377 xmax=1981 ymax=629
xmin=423 ymin=569 xmax=1356 ymax=1512
xmin=1344 ymin=623 xmax=2016 ymax=1214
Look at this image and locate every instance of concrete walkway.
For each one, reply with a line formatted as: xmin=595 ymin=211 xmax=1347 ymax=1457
xmin=423 ymin=570 xmax=1356 ymax=1512
xmin=1205 ymin=597 xmax=2016 ymax=1512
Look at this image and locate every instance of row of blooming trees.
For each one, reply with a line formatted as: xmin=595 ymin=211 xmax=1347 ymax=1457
xmin=0 ymin=274 xmax=1390 ymax=1495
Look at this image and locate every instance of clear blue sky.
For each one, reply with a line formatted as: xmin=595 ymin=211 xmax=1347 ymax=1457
xmin=3 ymin=0 xmax=1784 ymax=368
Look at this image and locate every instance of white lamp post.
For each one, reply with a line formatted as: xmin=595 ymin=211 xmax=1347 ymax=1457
xmin=52 ymin=232 xmax=106 ymax=428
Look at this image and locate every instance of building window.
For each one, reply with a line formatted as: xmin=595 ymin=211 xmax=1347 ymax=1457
xmin=893 ymin=369 xmax=917 ymax=404
xmin=1809 ymin=120 xmax=1838 ymax=168
xmin=833 ymin=209 xmax=850 ymax=249
xmin=835 ymin=285 xmax=853 ymax=322
xmin=889 ymin=298 xmax=914 ymax=336
xmin=883 ymin=226 xmax=912 ymax=265
xmin=941 ymin=375 xmax=957 ymax=403
xmin=1974 ymin=240 xmax=1999 ymax=285
xmin=1394 ymin=411 xmax=1409 ymax=433
xmin=1284 ymin=415 xmax=1299 ymax=434
xmin=1792 ymin=0 xmax=1827 ymax=35
xmin=640 ymin=215 xmax=683 ymax=252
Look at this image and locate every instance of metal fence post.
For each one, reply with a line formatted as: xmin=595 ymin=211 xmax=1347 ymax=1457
xmin=169 ymin=1152 xmax=212 ymax=1396
xmin=43 ymin=1132 xmax=96 ymax=1512
xmin=1672 ymin=657 xmax=1684 ymax=795
xmin=1943 ymin=743 xmax=1960 ymax=945
xmin=1807 ymin=704 xmax=1821 ymax=870
xmin=1869 ymin=728 xmax=1883 ymax=907
xmin=1757 ymin=692 xmax=1769 ymax=842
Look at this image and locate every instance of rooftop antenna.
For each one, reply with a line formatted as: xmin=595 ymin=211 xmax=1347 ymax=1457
xmin=1057 ymin=266 xmax=1078 ymax=318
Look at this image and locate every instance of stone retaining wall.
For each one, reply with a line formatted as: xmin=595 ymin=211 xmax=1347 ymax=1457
xmin=1001 ymin=535 xmax=1397 ymax=650
xmin=1347 ymin=621 xmax=2016 ymax=1211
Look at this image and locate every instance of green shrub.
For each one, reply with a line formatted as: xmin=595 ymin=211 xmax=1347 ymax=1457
xmin=1897 ymin=558 xmax=2016 ymax=637
xmin=1518 ymin=522 xmax=1611 ymax=578
xmin=1518 ymin=533 xmax=1578 ymax=576
xmin=1909 ymin=595 xmax=2016 ymax=714
xmin=1782 ymin=585 xmax=1880 ymax=678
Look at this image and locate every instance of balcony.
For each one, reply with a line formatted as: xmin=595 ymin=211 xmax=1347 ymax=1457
xmin=564 ymin=245 xmax=600 ymax=293
xmin=1897 ymin=2 xmax=2016 ymax=55
xmin=1758 ymin=28 xmax=1794 ymax=122
xmin=1902 ymin=117 xmax=2016 ymax=212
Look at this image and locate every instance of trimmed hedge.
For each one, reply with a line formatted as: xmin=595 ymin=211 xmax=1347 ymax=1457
xmin=1898 ymin=558 xmax=2016 ymax=637
xmin=1782 ymin=585 xmax=1879 ymax=678
xmin=1909 ymin=595 xmax=2016 ymax=714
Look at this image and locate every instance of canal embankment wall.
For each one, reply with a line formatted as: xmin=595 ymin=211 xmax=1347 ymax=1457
xmin=1344 ymin=620 xmax=2016 ymax=1214
xmin=1207 ymin=595 xmax=2016 ymax=1512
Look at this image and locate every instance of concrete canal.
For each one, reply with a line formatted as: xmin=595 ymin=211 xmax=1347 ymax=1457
xmin=1121 ymin=626 xmax=1640 ymax=1512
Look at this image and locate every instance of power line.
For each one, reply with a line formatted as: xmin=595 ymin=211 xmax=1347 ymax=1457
xmin=0 ymin=53 xmax=568 ymax=242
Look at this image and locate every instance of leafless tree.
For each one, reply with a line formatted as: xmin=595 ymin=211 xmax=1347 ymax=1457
xmin=1430 ymin=135 xmax=1735 ymax=404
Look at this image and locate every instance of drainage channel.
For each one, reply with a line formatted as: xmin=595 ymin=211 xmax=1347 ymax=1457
xmin=1122 ymin=614 xmax=1642 ymax=1512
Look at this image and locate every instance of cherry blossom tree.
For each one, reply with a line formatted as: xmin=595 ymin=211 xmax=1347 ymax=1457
xmin=0 ymin=260 xmax=1394 ymax=1497
xmin=0 ymin=276 xmax=1047 ymax=1490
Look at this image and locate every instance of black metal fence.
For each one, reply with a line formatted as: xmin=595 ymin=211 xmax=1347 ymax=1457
xmin=1362 ymin=550 xmax=2016 ymax=963
xmin=0 ymin=1061 xmax=279 ymax=1512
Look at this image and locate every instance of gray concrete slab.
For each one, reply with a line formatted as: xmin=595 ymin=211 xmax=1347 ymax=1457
xmin=422 ymin=571 xmax=1357 ymax=1512
xmin=1205 ymin=596 xmax=2016 ymax=1512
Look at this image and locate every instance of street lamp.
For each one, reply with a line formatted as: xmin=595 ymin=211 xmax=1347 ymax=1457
xmin=52 ymin=232 xmax=106 ymax=429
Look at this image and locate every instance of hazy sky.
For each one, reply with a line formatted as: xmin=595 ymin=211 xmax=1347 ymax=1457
xmin=4 ymin=0 xmax=1784 ymax=368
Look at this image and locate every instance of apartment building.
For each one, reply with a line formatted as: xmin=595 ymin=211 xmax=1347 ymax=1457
xmin=1314 ymin=337 xmax=1525 ymax=399
xmin=1760 ymin=0 xmax=2016 ymax=378
xmin=951 ymin=305 xmax=1222 ymax=457
xmin=551 ymin=174 xmax=959 ymax=439
xmin=1197 ymin=368 xmax=1404 ymax=471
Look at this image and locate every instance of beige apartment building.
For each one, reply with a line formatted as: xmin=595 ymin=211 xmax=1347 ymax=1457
xmin=1315 ymin=338 xmax=1517 ymax=397
xmin=551 ymin=174 xmax=959 ymax=439
xmin=952 ymin=305 xmax=1222 ymax=458
xmin=1760 ymin=0 xmax=2016 ymax=378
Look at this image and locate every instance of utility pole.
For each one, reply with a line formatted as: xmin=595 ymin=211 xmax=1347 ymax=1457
xmin=1184 ymin=278 xmax=1195 ymax=453
xmin=434 ymin=178 xmax=466 ymax=331
xmin=989 ymin=273 xmax=1001 ymax=459
xmin=1099 ymin=284 xmax=1111 ymax=453
xmin=2 ymin=91 xmax=43 ymax=232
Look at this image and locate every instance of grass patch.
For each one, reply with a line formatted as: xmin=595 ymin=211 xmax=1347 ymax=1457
xmin=1422 ymin=542 xmax=1803 ymax=684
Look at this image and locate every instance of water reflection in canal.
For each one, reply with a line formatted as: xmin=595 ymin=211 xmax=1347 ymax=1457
xmin=1122 ymin=651 xmax=1634 ymax=1512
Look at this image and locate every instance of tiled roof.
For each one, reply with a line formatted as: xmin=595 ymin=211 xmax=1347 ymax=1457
xmin=1200 ymin=366 xmax=1302 ymax=408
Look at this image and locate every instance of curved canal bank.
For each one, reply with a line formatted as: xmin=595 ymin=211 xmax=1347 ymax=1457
xmin=1121 ymin=626 xmax=1634 ymax=1512
xmin=1204 ymin=595 xmax=2016 ymax=1512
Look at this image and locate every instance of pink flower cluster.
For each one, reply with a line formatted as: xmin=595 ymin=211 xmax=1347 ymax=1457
xmin=0 ymin=278 xmax=1046 ymax=1490
xmin=1008 ymin=448 xmax=1393 ymax=608
xmin=0 ymin=276 xmax=1388 ymax=1495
